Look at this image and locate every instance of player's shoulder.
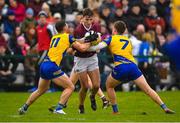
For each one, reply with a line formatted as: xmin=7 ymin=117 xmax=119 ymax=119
xmin=92 ymin=22 xmax=101 ymax=32
xmin=113 ymin=34 xmax=130 ymax=40
xmin=75 ymin=23 xmax=83 ymax=31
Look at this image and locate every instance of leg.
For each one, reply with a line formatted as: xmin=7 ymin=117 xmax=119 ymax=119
xmin=19 ymin=78 xmax=50 ymax=115
xmin=26 ymin=78 xmax=50 ymax=105
xmin=87 ymin=74 xmax=110 ymax=109
xmin=70 ymin=68 xmax=79 ymax=85
xmin=78 ymin=71 xmax=89 ymax=113
xmin=106 ymin=74 xmax=120 ymax=105
xmin=53 ymin=74 xmax=75 ymax=105
xmin=88 ymin=69 xmax=100 ymax=111
xmin=134 ymin=75 xmax=175 ymax=114
xmin=51 ymin=74 xmax=74 ymax=114
xmin=88 ymin=69 xmax=100 ymax=96
xmin=106 ymin=74 xmax=120 ymax=113
xmin=78 ymin=71 xmax=89 ymax=105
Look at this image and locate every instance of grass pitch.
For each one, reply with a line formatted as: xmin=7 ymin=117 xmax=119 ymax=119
xmin=0 ymin=91 xmax=180 ymax=122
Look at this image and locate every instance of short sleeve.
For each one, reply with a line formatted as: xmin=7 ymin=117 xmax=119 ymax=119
xmin=69 ymin=35 xmax=74 ymax=44
xmin=103 ymin=36 xmax=112 ymax=46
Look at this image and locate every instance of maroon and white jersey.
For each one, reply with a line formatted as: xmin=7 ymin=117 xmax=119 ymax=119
xmin=74 ymin=22 xmax=101 ymax=58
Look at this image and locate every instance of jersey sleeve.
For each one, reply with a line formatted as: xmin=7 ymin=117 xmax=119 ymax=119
xmin=69 ymin=35 xmax=75 ymax=44
xmin=102 ymin=36 xmax=112 ymax=46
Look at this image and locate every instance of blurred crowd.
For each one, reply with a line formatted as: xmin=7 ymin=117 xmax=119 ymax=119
xmin=0 ymin=0 xmax=179 ymax=91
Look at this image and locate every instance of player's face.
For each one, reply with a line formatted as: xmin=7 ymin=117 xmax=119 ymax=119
xmin=83 ymin=16 xmax=93 ymax=27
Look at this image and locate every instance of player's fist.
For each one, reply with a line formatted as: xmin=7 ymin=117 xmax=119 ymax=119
xmin=84 ymin=30 xmax=99 ymax=43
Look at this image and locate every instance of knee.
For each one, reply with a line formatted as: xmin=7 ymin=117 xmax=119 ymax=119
xmin=68 ymin=82 xmax=75 ymax=91
xmin=144 ymin=87 xmax=153 ymax=96
xmin=37 ymin=87 xmax=48 ymax=95
xmin=70 ymin=84 xmax=75 ymax=91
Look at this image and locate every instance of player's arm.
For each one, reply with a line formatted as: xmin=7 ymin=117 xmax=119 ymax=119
xmin=88 ymin=36 xmax=112 ymax=51
xmin=88 ymin=42 xmax=107 ymax=51
xmin=72 ymin=41 xmax=91 ymax=52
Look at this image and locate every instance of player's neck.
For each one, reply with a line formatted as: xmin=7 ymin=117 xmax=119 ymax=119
xmin=82 ymin=23 xmax=92 ymax=31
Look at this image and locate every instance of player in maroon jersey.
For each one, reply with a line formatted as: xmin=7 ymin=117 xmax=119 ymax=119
xmin=71 ymin=8 xmax=109 ymax=113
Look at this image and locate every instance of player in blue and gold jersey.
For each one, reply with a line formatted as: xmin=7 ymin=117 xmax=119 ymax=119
xmin=88 ymin=21 xmax=175 ymax=114
xmin=18 ymin=21 xmax=90 ymax=115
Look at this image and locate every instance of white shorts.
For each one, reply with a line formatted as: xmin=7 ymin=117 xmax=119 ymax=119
xmin=73 ymin=54 xmax=99 ymax=73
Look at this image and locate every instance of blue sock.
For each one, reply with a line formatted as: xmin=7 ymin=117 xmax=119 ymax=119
xmin=160 ymin=103 xmax=167 ymax=110
xmin=23 ymin=104 xmax=29 ymax=111
xmin=55 ymin=103 xmax=64 ymax=111
xmin=112 ymin=104 xmax=118 ymax=113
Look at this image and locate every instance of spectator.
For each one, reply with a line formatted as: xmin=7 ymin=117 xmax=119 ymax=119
xmin=32 ymin=11 xmax=51 ymax=90
xmin=47 ymin=12 xmax=62 ymax=37
xmin=133 ymin=24 xmax=146 ymax=41
xmin=61 ymin=0 xmax=78 ymax=14
xmin=144 ymin=5 xmax=166 ymax=31
xmin=156 ymin=0 xmax=170 ymax=18
xmin=138 ymin=33 xmax=151 ymax=66
xmin=8 ymin=26 xmax=22 ymax=50
xmin=156 ymin=0 xmax=171 ymax=32
xmin=113 ymin=0 xmax=121 ymax=8
xmin=24 ymin=23 xmax=37 ymax=50
xmin=120 ymin=0 xmax=129 ymax=15
xmin=0 ymin=40 xmax=16 ymax=83
xmin=0 ymin=29 xmax=6 ymax=44
xmin=88 ymin=0 xmax=103 ymax=11
xmin=100 ymin=0 xmax=115 ymax=12
xmin=46 ymin=0 xmax=65 ymax=19
xmin=155 ymin=25 xmax=166 ymax=52
xmin=68 ymin=22 xmax=75 ymax=35
xmin=0 ymin=0 xmax=8 ymax=17
xmin=114 ymin=7 xmax=127 ymax=24
xmin=36 ymin=10 xmax=51 ymax=56
xmin=3 ymin=10 xmax=19 ymax=35
xmin=73 ymin=11 xmax=83 ymax=26
xmin=138 ymin=32 xmax=160 ymax=89
xmin=100 ymin=24 xmax=110 ymax=40
xmin=28 ymin=0 xmax=44 ymax=17
xmin=36 ymin=11 xmax=51 ymax=55
xmin=100 ymin=6 xmax=114 ymax=30
xmin=21 ymin=8 xmax=37 ymax=33
xmin=24 ymin=24 xmax=37 ymax=84
xmin=13 ymin=36 xmax=30 ymax=57
xmin=9 ymin=0 xmax=26 ymax=23
xmin=41 ymin=2 xmax=54 ymax=24
xmin=139 ymin=0 xmax=151 ymax=16
xmin=128 ymin=4 xmax=144 ymax=32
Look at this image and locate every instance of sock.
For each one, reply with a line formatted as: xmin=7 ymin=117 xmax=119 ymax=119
xmin=55 ymin=103 xmax=64 ymax=111
xmin=112 ymin=104 xmax=118 ymax=113
xmin=79 ymin=105 xmax=84 ymax=109
xmin=160 ymin=103 xmax=167 ymax=110
xmin=100 ymin=96 xmax=107 ymax=102
xmin=23 ymin=104 xmax=29 ymax=111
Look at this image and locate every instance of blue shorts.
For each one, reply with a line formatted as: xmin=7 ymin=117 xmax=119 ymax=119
xmin=111 ymin=63 xmax=142 ymax=83
xmin=40 ymin=61 xmax=64 ymax=80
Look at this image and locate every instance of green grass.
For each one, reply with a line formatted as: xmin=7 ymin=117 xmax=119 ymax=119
xmin=0 ymin=91 xmax=180 ymax=122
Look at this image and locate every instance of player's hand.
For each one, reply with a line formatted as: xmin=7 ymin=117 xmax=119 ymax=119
xmin=84 ymin=31 xmax=99 ymax=43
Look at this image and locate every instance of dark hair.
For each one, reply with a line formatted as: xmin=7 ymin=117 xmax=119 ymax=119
xmin=55 ymin=20 xmax=66 ymax=33
xmin=114 ymin=21 xmax=126 ymax=35
xmin=83 ymin=8 xmax=93 ymax=17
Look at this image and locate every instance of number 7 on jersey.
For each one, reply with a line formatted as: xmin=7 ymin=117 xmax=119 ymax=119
xmin=120 ymin=39 xmax=129 ymax=50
